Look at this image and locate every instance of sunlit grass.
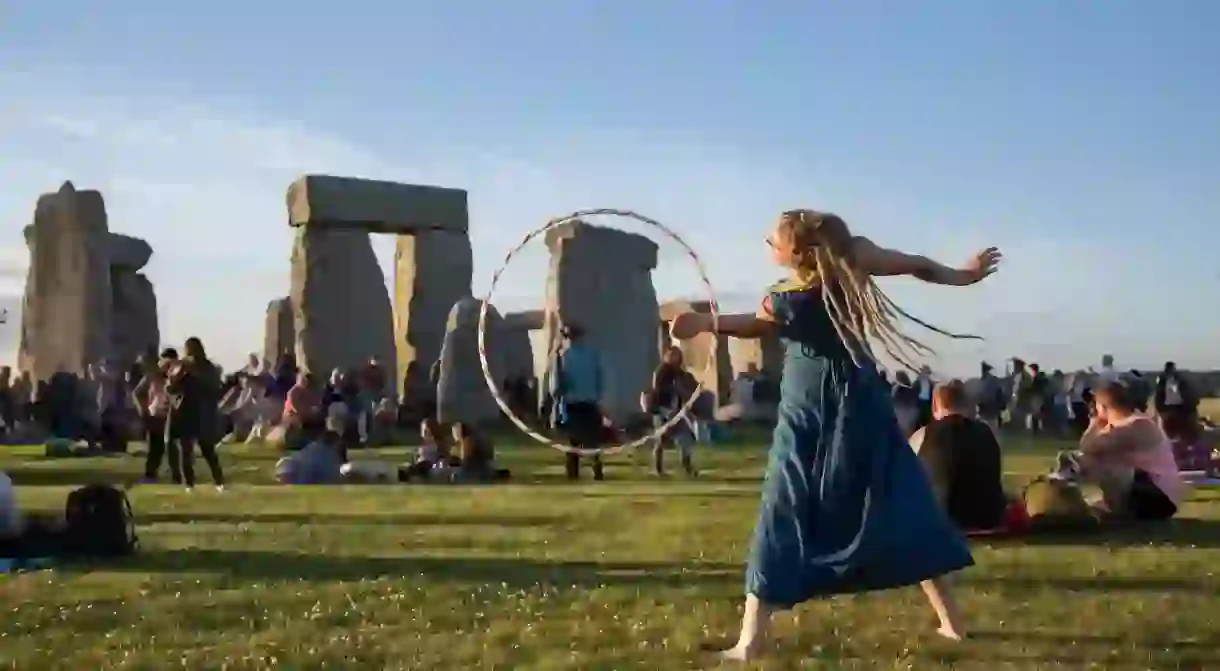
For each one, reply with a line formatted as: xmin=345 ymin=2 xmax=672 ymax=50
xmin=2 ymin=432 xmax=1219 ymax=670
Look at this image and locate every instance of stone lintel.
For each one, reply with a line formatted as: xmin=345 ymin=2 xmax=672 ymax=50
xmin=287 ymin=174 xmax=468 ymax=234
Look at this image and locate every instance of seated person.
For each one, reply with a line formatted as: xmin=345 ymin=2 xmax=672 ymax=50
xmin=451 ymin=422 xmax=510 ymax=483
xmin=910 ymin=380 xmax=1009 ymax=532
xmin=1051 ymin=381 xmax=1186 ymax=521
xmin=283 ymin=373 xmax=323 ymax=429
xmin=274 ymin=416 xmax=344 ymax=485
xmin=398 ymin=418 xmax=456 ymax=482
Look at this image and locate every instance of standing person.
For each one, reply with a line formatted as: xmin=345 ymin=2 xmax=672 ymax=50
xmin=913 ymin=365 xmax=935 ymax=430
xmin=549 ymin=324 xmax=606 ymax=481
xmin=1155 ymin=362 xmax=1198 ymax=441
xmin=1097 ymin=354 xmax=1121 ymax=384
xmin=0 ymin=366 xmax=12 ymax=436
xmin=1047 ymin=370 xmax=1070 ymax=435
xmin=12 ymin=371 xmax=32 ymax=428
xmin=1006 ymin=358 xmax=1032 ymax=432
xmin=975 ymin=362 xmax=1006 ymax=433
xmin=166 ymin=337 xmax=226 ymax=492
xmin=645 ymin=347 xmax=699 ymax=477
xmin=891 ymin=370 xmax=920 ymax=436
xmin=134 ymin=350 xmax=175 ymax=481
xmin=1068 ymin=370 xmax=1092 ymax=436
xmin=670 ymin=209 xmax=998 ymax=660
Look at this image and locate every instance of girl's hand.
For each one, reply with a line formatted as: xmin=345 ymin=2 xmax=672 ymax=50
xmin=669 ymin=312 xmax=712 ymax=341
xmin=959 ymin=247 xmax=1002 ymax=285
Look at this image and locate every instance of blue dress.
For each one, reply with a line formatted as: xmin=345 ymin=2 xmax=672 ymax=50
xmin=744 ymin=284 xmax=974 ymax=609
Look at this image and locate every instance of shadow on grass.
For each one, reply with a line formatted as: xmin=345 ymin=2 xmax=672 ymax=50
xmin=968 ymin=574 xmax=1220 ymax=595
xmin=975 ymin=517 xmax=1220 ymax=549
xmin=139 ymin=511 xmax=561 ymax=527
xmin=73 ymin=548 xmax=741 ymax=588
xmin=4 ymin=465 xmax=141 ymax=487
xmin=959 ymin=631 xmax=1220 ymax=667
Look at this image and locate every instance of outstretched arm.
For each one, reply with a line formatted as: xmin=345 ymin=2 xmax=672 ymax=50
xmin=851 ymin=236 xmax=1000 ymax=286
xmin=670 ymin=297 xmax=778 ymax=341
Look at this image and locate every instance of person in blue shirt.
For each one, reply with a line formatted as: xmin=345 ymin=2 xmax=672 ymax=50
xmin=549 ymin=324 xmax=606 ymax=481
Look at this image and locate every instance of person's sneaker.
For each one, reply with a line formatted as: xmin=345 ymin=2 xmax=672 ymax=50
xmin=183 ymin=486 xmax=194 ymax=493
xmin=215 ymin=484 xmax=226 ymax=493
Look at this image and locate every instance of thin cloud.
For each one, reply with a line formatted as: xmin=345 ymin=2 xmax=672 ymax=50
xmin=1 ymin=69 xmax=1201 ymax=375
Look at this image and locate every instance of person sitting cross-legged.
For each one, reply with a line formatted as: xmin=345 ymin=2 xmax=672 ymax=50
xmin=910 ymin=380 xmax=1009 ymax=533
xmin=1050 ymin=381 xmax=1186 ymax=521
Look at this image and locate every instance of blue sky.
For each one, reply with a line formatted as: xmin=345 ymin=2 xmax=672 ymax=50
xmin=1 ymin=1 xmax=1216 ymax=376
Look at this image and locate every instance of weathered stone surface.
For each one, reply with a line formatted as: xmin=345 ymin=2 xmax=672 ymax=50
xmin=502 ymin=309 xmax=544 ymax=331
xmin=540 ymin=221 xmax=659 ymax=422
xmin=107 ymin=233 xmax=153 ymax=271
xmin=287 ymin=175 xmax=468 ymax=234
xmin=24 ymin=227 xmax=152 ymax=273
xmin=394 ymin=230 xmax=473 ymax=403
xmin=658 ymin=299 xmax=732 ymax=404
xmin=263 ymin=296 xmax=295 ymax=363
xmin=728 ymin=336 xmax=784 ymax=381
xmin=19 ymin=182 xmax=113 ymax=379
xmin=290 ymin=227 xmax=395 ymax=384
xmin=110 ymin=270 xmax=159 ymax=363
xmin=499 ymin=314 xmax=537 ymax=380
xmin=437 ymin=297 xmax=506 ymax=424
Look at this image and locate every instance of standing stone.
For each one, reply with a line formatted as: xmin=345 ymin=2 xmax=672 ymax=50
xmin=541 ymin=221 xmax=659 ymax=423
xmin=437 ymin=297 xmax=506 ymax=425
xmin=500 ymin=310 xmax=542 ymax=380
xmin=285 ymin=174 xmax=470 ymax=401
xmin=18 ymin=181 xmax=112 ymax=379
xmin=290 ymin=227 xmax=395 ymax=383
xmin=110 ymin=270 xmax=159 ymax=364
xmin=263 ymin=296 xmax=294 ymax=363
xmin=658 ymin=299 xmax=732 ymax=405
xmin=728 ymin=336 xmax=784 ymax=381
xmin=394 ymin=231 xmax=473 ymax=404
xmin=106 ymin=233 xmax=153 ymax=271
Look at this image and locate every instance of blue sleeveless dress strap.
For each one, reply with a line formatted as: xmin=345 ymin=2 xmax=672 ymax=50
xmin=744 ymin=284 xmax=973 ymax=609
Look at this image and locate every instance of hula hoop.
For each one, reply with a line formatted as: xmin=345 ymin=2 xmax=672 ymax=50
xmin=477 ymin=208 xmax=720 ymax=456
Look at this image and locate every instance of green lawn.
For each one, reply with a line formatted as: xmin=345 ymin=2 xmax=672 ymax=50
xmin=2 ymin=433 xmax=1219 ymax=670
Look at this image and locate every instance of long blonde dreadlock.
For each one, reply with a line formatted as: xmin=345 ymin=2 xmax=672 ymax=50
xmin=778 ymin=209 xmax=981 ymax=372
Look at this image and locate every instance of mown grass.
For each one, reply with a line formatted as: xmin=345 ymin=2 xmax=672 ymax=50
xmin=2 ymin=431 xmax=1219 ymax=670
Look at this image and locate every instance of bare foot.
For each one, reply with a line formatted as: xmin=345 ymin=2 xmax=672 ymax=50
xmin=936 ymin=624 xmax=965 ymax=641
xmin=718 ymin=643 xmax=759 ymax=663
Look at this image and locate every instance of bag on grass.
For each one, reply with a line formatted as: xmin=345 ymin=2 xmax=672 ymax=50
xmin=63 ymin=484 xmax=138 ymax=558
xmin=1021 ymin=476 xmax=1099 ymax=531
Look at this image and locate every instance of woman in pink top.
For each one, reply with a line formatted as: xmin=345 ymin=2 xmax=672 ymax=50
xmin=1078 ymin=381 xmax=1186 ymax=520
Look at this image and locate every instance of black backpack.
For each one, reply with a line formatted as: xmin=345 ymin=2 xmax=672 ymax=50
xmin=64 ymin=484 xmax=138 ymax=558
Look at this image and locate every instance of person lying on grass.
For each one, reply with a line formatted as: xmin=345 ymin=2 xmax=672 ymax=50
xmin=910 ymin=380 xmax=1009 ymax=533
xmin=1051 ymin=381 xmax=1186 ymax=521
xmin=274 ymin=416 xmax=344 ymax=485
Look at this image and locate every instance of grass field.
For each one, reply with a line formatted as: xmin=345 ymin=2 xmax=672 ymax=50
xmin=3 ymin=433 xmax=1219 ymax=670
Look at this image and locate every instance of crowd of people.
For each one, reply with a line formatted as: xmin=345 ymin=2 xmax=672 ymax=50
xmin=1 ymin=204 xmax=1218 ymax=666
